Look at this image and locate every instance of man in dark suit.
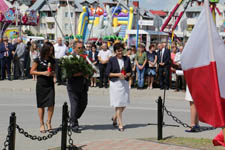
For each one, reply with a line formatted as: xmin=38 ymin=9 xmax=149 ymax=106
xmin=0 ymin=36 xmax=14 ymax=80
xmin=157 ymin=43 xmax=171 ymax=90
xmin=67 ymin=41 xmax=89 ymax=133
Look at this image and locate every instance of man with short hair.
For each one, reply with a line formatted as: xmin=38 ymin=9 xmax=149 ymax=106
xmin=14 ymin=38 xmax=26 ymax=80
xmin=157 ymin=43 xmax=171 ymax=90
xmin=67 ymin=41 xmax=89 ymax=133
xmin=98 ymin=42 xmax=112 ymax=88
xmin=54 ymin=37 xmax=67 ymax=85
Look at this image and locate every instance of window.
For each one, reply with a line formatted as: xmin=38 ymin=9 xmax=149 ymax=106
xmin=48 ymin=23 xmax=55 ymax=29
xmin=187 ymin=25 xmax=194 ymax=31
xmin=65 ymin=12 xmax=68 ymax=17
xmin=65 ymin=23 xmax=68 ymax=30
xmin=40 ymin=23 xmax=46 ymax=29
xmin=71 ymin=12 xmax=73 ymax=18
xmin=47 ymin=34 xmax=55 ymax=40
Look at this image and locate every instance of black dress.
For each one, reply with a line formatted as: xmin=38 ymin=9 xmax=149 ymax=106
xmin=34 ymin=57 xmax=55 ymax=108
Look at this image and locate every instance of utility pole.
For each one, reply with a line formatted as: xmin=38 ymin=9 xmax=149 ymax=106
xmin=135 ymin=1 xmax=139 ymax=48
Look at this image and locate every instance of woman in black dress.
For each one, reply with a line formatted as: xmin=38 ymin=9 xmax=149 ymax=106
xmin=30 ymin=42 xmax=56 ymax=133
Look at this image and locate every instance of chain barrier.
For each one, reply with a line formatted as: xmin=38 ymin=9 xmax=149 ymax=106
xmin=67 ymin=115 xmax=81 ymax=150
xmin=160 ymin=102 xmax=216 ymax=131
xmin=2 ymin=125 xmax=11 ymax=150
xmin=16 ymin=124 xmax=61 ymax=141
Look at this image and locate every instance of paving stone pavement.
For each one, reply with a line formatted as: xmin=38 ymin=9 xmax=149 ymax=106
xmin=77 ymin=139 xmax=197 ymax=150
xmin=0 ymin=80 xmax=220 ymax=150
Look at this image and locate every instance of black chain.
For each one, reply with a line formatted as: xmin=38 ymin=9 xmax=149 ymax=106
xmin=163 ymin=105 xmax=191 ymax=128
xmin=67 ymin=115 xmax=80 ymax=150
xmin=16 ymin=124 xmax=60 ymax=141
xmin=162 ymin=104 xmax=216 ymax=131
xmin=2 ymin=125 xmax=11 ymax=150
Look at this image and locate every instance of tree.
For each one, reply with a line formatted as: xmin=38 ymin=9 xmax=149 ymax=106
xmin=24 ymin=30 xmax=34 ymax=36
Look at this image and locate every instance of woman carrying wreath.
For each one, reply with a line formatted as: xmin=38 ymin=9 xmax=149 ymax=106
xmin=106 ymin=42 xmax=132 ymax=131
xmin=30 ymin=42 xmax=56 ymax=133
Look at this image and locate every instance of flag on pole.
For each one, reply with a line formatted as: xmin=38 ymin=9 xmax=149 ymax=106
xmin=181 ymin=0 xmax=225 ymax=128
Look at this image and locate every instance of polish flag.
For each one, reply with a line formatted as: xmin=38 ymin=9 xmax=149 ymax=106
xmin=181 ymin=0 xmax=225 ymax=129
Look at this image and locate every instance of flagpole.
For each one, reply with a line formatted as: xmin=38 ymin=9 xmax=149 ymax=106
xmin=66 ymin=0 xmax=75 ymax=39
xmin=205 ymin=0 xmax=215 ymax=61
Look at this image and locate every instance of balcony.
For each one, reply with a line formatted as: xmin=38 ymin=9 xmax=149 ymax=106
xmin=44 ymin=17 xmax=55 ymax=23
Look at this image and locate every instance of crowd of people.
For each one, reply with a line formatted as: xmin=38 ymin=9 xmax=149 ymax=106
xmin=0 ymin=36 xmax=197 ymax=133
xmin=0 ymin=36 xmax=186 ymax=92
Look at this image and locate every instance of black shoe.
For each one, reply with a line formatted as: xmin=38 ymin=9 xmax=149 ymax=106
xmin=111 ymin=117 xmax=117 ymax=127
xmin=57 ymin=82 xmax=62 ymax=86
xmin=99 ymin=85 xmax=103 ymax=88
xmin=185 ymin=125 xmax=200 ymax=132
xmin=71 ymin=126 xmax=81 ymax=133
xmin=8 ymin=77 xmax=12 ymax=81
xmin=105 ymin=85 xmax=108 ymax=88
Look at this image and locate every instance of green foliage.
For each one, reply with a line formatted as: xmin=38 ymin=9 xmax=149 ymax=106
xmin=60 ymin=55 xmax=94 ymax=79
xmin=24 ymin=30 xmax=34 ymax=36
xmin=36 ymin=33 xmax=45 ymax=37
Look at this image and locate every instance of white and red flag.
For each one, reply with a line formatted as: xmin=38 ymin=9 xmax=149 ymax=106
xmin=181 ymin=0 xmax=225 ymax=129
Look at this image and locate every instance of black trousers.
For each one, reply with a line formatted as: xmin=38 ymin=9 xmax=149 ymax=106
xmin=1 ymin=57 xmax=11 ymax=79
xmin=176 ymin=75 xmax=186 ymax=91
xmin=99 ymin=63 xmax=108 ymax=86
xmin=55 ymin=59 xmax=62 ymax=83
xmin=67 ymin=80 xmax=88 ymax=126
xmin=158 ymin=66 xmax=170 ymax=89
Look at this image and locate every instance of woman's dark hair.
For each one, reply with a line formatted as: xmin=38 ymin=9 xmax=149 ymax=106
xmin=64 ymin=41 xmax=69 ymax=47
xmin=40 ymin=42 xmax=55 ymax=59
xmin=113 ymin=42 xmax=124 ymax=52
xmin=91 ymin=44 xmax=97 ymax=49
xmin=127 ymin=48 xmax=132 ymax=51
xmin=149 ymin=44 xmax=155 ymax=50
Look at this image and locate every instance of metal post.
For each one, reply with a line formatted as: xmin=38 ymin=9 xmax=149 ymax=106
xmin=157 ymin=96 xmax=163 ymax=140
xmin=61 ymin=102 xmax=68 ymax=150
xmin=136 ymin=9 xmax=139 ymax=48
xmin=8 ymin=112 xmax=16 ymax=150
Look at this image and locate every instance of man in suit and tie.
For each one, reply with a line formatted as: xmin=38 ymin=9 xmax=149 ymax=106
xmin=157 ymin=43 xmax=171 ymax=90
xmin=0 ymin=36 xmax=14 ymax=80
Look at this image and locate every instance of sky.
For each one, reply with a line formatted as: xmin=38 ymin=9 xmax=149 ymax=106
xmin=140 ymin=0 xmax=225 ymax=11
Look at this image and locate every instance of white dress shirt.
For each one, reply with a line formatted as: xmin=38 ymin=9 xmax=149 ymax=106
xmin=54 ymin=43 xmax=67 ymax=59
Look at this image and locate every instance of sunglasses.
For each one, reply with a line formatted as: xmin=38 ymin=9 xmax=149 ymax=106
xmin=77 ymin=47 xmax=83 ymax=50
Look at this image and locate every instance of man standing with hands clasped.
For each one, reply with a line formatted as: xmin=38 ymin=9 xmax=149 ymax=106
xmin=157 ymin=43 xmax=171 ymax=90
xmin=67 ymin=41 xmax=89 ymax=133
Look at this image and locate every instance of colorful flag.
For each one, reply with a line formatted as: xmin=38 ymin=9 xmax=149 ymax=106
xmin=181 ymin=0 xmax=225 ymax=128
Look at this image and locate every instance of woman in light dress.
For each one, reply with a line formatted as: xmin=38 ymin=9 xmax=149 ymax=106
xmin=30 ymin=42 xmax=40 ymax=80
xmin=106 ymin=42 xmax=132 ymax=131
xmin=185 ymin=85 xmax=200 ymax=132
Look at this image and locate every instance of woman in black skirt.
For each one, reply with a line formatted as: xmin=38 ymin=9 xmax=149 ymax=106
xmin=30 ymin=42 xmax=56 ymax=133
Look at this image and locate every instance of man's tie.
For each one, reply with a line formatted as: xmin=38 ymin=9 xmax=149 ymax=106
xmin=160 ymin=50 xmax=163 ymax=63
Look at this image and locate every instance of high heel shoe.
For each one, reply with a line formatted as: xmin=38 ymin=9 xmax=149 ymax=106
xmin=111 ymin=117 xmax=117 ymax=127
xmin=46 ymin=121 xmax=52 ymax=131
xmin=40 ymin=123 xmax=46 ymax=133
xmin=118 ymin=127 xmax=124 ymax=132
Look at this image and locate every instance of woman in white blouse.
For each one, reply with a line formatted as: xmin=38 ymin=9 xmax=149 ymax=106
xmin=106 ymin=42 xmax=132 ymax=131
